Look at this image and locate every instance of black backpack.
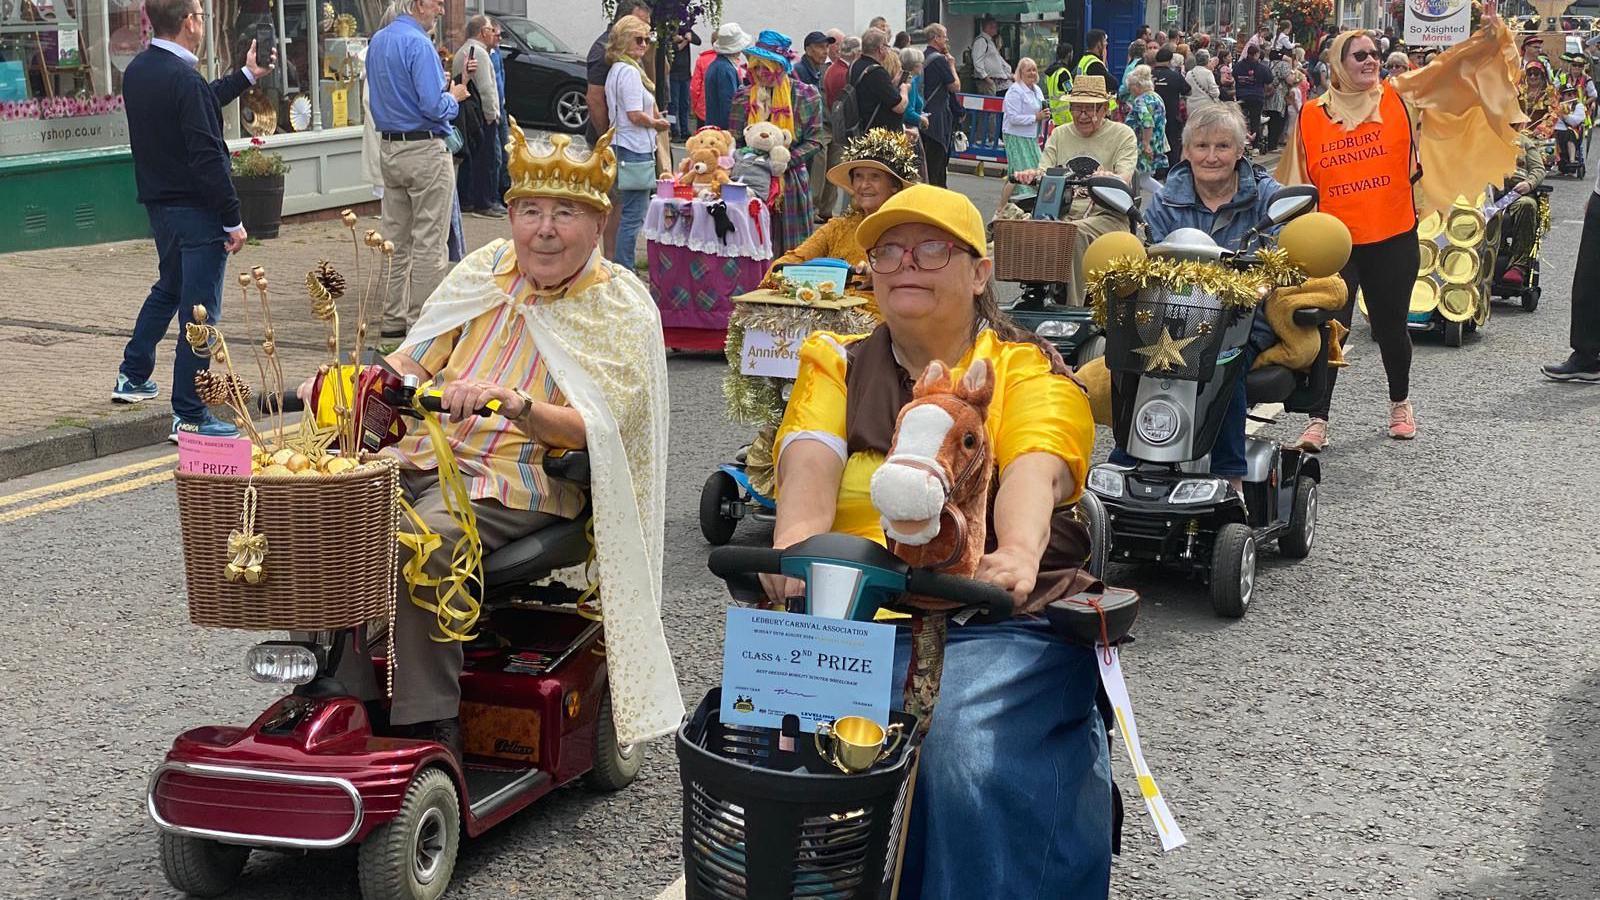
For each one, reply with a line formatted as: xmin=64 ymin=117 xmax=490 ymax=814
xmin=830 ymin=63 xmax=876 ymax=141
xmin=451 ymin=53 xmax=485 ymax=159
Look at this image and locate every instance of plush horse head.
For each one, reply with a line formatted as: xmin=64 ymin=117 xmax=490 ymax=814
xmin=869 ymin=359 xmax=996 ymax=593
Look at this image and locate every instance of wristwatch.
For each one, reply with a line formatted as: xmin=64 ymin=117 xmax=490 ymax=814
xmin=511 ymin=388 xmax=536 ymax=420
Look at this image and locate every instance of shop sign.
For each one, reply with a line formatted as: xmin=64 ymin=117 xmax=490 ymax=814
xmin=0 ymin=110 xmax=130 ymax=157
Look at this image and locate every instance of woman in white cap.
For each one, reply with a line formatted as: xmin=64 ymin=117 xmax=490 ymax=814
xmin=702 ymin=22 xmax=752 ymax=130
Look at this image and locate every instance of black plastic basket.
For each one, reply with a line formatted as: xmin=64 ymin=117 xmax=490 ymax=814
xmin=676 ymin=689 xmax=922 ymax=900
xmin=1102 ymin=286 xmax=1243 ymax=381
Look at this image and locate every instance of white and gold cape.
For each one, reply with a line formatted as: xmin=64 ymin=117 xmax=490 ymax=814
xmin=402 ymin=239 xmax=684 ymax=745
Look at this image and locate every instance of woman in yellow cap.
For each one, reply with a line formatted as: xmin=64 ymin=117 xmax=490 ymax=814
xmin=760 ymin=128 xmax=921 ymax=314
xmin=767 ymin=183 xmax=1110 ymax=898
xmin=1276 ymin=6 xmax=1524 ymax=447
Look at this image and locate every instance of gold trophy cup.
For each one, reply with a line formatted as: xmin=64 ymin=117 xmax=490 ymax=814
xmin=814 ymin=716 xmax=905 ymax=774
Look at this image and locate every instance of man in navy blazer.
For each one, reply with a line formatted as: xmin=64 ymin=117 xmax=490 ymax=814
xmin=114 ymin=0 xmax=274 ymax=439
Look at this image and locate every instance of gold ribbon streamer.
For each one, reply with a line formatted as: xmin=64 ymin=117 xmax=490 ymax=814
xmin=396 ymin=392 xmax=486 ymax=642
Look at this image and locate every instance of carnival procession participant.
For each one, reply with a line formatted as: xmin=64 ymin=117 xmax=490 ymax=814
xmin=1499 ymin=133 xmax=1548 ymax=289
xmin=1014 ymin=75 xmax=1138 ymax=303
xmin=1522 ymin=62 xmax=1559 ymax=138
xmin=308 ymin=122 xmax=683 ymax=757
xmin=1277 ymin=8 xmax=1526 ymax=448
xmin=769 ymin=183 xmax=1107 ymax=898
xmin=762 ymin=128 xmax=922 ymax=312
xmin=115 ymin=0 xmax=274 ymax=438
xmin=730 ymin=30 xmax=824 ymax=258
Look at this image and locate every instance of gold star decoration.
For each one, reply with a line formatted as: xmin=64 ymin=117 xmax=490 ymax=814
xmin=283 ymin=415 xmax=340 ymax=460
xmin=1134 ymin=326 xmax=1203 ymax=373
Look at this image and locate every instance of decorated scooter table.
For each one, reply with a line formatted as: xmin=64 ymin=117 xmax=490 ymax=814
xmin=644 ymin=180 xmax=773 ymax=351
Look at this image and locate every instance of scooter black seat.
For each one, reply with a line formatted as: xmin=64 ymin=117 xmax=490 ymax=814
xmin=1244 ymin=365 xmax=1298 ymax=405
xmin=482 ymin=517 xmax=593 ymax=590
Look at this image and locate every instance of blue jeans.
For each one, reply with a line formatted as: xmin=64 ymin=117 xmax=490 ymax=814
xmin=669 ymin=76 xmax=692 ymax=139
xmin=121 ymin=204 xmax=227 ymax=421
xmin=456 ymin=117 xmax=502 ymax=212
xmin=1109 ymin=344 xmax=1255 ymax=478
xmin=497 ymin=117 xmax=511 ymax=196
xmin=612 ymin=146 xmax=654 ymax=268
xmin=892 ymin=618 xmax=1112 ymax=900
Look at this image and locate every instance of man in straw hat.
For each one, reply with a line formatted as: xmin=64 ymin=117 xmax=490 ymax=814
xmin=1013 ymin=74 xmax=1138 ymax=304
xmin=315 ymin=122 xmax=682 ymax=758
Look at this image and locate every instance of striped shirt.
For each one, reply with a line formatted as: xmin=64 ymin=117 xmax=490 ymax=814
xmin=388 ymin=243 xmax=596 ymax=518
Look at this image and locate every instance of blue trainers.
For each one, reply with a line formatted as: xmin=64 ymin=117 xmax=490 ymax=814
xmin=169 ymin=412 xmax=241 ymax=443
xmin=112 ymin=374 xmax=159 ymax=403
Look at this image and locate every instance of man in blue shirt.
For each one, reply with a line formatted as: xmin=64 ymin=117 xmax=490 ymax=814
xmin=115 ymin=0 xmax=273 ymax=439
xmin=491 ymin=19 xmax=510 ymax=198
xmin=367 ymin=0 xmax=470 ymax=339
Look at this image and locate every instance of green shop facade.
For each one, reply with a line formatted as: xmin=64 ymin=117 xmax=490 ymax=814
xmin=0 ymin=0 xmax=395 ymax=253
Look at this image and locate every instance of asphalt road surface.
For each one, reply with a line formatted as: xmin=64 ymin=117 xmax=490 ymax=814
xmin=3 ymin=171 xmax=1599 ymax=900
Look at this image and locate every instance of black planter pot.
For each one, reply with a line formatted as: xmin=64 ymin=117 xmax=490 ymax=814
xmin=233 ymin=173 xmax=285 ymax=239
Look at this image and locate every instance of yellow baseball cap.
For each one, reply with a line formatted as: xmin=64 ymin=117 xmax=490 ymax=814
xmin=856 ymin=183 xmax=989 ymax=259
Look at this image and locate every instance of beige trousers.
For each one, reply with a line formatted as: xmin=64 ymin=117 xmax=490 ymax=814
xmin=378 ymin=138 xmax=455 ymax=334
xmin=1067 ymin=199 xmax=1133 ymax=305
xmin=336 ymin=468 xmax=560 ymax=725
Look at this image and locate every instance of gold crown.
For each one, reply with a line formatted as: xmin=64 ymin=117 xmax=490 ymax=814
xmin=504 ymin=118 xmax=618 ymax=212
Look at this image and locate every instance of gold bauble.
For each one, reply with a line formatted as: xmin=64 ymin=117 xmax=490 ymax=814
xmin=270 ymin=448 xmax=295 ymax=467
xmin=261 ymin=463 xmax=294 ymax=477
xmin=285 ymin=452 xmax=312 ymax=472
xmin=1278 ymin=213 xmax=1351 ymax=279
xmin=1083 ymin=232 xmax=1148 ymax=286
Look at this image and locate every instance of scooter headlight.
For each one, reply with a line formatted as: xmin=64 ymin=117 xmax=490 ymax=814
xmin=1034 ymin=319 xmax=1081 ymax=339
xmin=245 ymin=642 xmax=322 ymax=685
xmin=1134 ymin=399 xmax=1182 ymax=445
xmin=1086 ymin=465 xmax=1126 ymax=498
xmin=1170 ymin=478 xmax=1225 ymax=505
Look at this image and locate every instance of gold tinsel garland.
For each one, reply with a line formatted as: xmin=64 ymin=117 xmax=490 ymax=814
xmin=722 ymin=303 xmax=877 ymax=427
xmin=1085 ymin=248 xmax=1307 ymax=325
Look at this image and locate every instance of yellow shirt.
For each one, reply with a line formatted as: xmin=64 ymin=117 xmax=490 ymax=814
xmin=773 ymin=329 xmax=1094 ymax=543
xmin=765 ymin=210 xmax=880 ymax=316
xmin=387 ymin=243 xmax=593 ymax=518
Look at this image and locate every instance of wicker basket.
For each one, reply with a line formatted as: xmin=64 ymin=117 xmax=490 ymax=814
xmin=175 ymin=458 xmax=400 ymax=631
xmin=993 ymin=219 xmax=1079 ymax=284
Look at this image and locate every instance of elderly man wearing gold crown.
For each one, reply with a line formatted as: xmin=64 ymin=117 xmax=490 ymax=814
xmin=324 ymin=121 xmax=683 ymax=756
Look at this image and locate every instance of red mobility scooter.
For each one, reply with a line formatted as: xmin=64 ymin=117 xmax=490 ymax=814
xmin=147 ymin=377 xmax=639 ymax=899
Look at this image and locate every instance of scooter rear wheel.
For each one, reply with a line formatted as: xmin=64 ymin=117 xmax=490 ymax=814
xmin=158 ymin=832 xmax=249 ymax=898
xmin=586 ymin=689 xmax=643 ymax=791
xmin=1278 ymin=477 xmax=1317 ymax=559
xmin=1210 ymin=524 xmax=1256 ymax=619
xmin=358 ymin=767 xmax=460 ymax=900
xmin=700 ymin=471 xmax=740 ymax=545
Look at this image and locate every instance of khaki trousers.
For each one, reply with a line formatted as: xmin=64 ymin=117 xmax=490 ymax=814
xmin=1066 ymin=200 xmax=1132 ymax=305
xmin=378 ymin=138 xmax=455 ymax=334
xmin=336 ymin=468 xmax=560 ymax=725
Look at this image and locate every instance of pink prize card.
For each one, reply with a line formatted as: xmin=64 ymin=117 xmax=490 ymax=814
xmin=176 ymin=432 xmax=254 ymax=477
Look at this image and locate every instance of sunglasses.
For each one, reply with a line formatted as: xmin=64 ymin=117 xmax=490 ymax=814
xmin=1348 ymin=49 xmax=1380 ymax=62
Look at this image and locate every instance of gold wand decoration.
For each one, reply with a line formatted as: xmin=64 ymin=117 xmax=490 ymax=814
xmin=307 ymin=261 xmax=353 ymax=450
xmin=251 ymin=266 xmax=288 ymax=447
xmin=232 ymin=271 xmax=273 ymax=451
xmin=185 ymin=306 xmax=267 ymax=446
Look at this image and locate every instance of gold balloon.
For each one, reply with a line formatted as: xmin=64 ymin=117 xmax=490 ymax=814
xmin=1278 ymin=213 xmax=1351 ymax=279
xmin=1083 ymin=232 xmax=1147 ymax=296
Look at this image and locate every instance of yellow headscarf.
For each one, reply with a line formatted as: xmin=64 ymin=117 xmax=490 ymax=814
xmin=744 ymin=55 xmax=796 ymax=137
xmin=1322 ymin=30 xmax=1385 ymax=131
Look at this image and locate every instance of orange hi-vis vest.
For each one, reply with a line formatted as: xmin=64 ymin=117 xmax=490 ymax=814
xmin=1298 ymin=83 xmax=1417 ymax=245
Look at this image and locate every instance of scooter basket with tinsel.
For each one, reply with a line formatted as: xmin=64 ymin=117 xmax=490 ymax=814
xmin=175 ymin=458 xmax=400 ymax=630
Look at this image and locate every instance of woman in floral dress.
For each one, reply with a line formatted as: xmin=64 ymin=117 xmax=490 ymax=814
xmin=1126 ymin=64 xmax=1168 ymax=194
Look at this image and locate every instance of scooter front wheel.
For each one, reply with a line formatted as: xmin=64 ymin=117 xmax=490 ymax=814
xmin=1210 ymin=524 xmax=1256 ymax=619
xmin=587 ymin=688 xmax=643 ymax=791
xmin=158 ymin=832 xmax=249 ymax=898
xmin=359 ymin=767 xmax=461 ymax=900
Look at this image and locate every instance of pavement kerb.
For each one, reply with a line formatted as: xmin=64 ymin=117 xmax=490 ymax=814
xmin=0 ymin=407 xmax=173 ymax=484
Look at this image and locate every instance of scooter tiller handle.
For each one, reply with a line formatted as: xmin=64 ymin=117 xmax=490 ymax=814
xmin=707 ymin=546 xmax=784 ymax=579
xmin=904 ymin=569 xmax=1016 ymax=618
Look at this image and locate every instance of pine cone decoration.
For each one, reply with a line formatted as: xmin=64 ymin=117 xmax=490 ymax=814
xmin=307 ymin=260 xmax=346 ymax=305
xmin=194 ymin=371 xmax=252 ymax=406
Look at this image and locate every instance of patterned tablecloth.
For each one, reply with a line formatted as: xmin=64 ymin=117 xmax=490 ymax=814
xmin=645 ymin=193 xmax=773 ymax=351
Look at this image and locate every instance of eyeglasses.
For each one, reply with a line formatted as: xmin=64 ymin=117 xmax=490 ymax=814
xmin=867 ymin=240 xmax=975 ymax=274
xmin=187 ymin=10 xmax=207 ymax=18
xmin=513 ymin=205 xmax=585 ymax=227
xmin=1348 ymin=49 xmax=1380 ymax=62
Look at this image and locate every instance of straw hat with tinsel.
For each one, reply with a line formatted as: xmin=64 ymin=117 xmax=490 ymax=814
xmin=826 ymin=128 xmax=922 ymax=195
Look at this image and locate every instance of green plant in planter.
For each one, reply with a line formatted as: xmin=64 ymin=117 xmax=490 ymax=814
xmin=231 ymin=137 xmax=290 ymax=177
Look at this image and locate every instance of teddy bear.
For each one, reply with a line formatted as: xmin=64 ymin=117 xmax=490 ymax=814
xmin=675 ymin=128 xmax=734 ymax=197
xmin=730 ymin=121 xmax=792 ymax=208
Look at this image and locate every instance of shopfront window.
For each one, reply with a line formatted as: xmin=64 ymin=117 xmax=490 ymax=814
xmin=233 ymin=0 xmax=371 ymax=137
xmin=0 ymin=0 xmax=133 ymax=157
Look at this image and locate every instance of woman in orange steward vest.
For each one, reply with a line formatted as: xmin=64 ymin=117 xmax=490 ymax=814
xmin=1276 ymin=7 xmax=1524 ymax=448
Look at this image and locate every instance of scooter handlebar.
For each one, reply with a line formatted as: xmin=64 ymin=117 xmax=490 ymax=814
xmin=707 ymin=545 xmax=785 ymax=579
xmin=904 ymin=569 xmax=1017 ymax=619
xmin=258 ymin=391 xmax=305 ymax=415
xmin=415 ymin=388 xmax=499 ymax=419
